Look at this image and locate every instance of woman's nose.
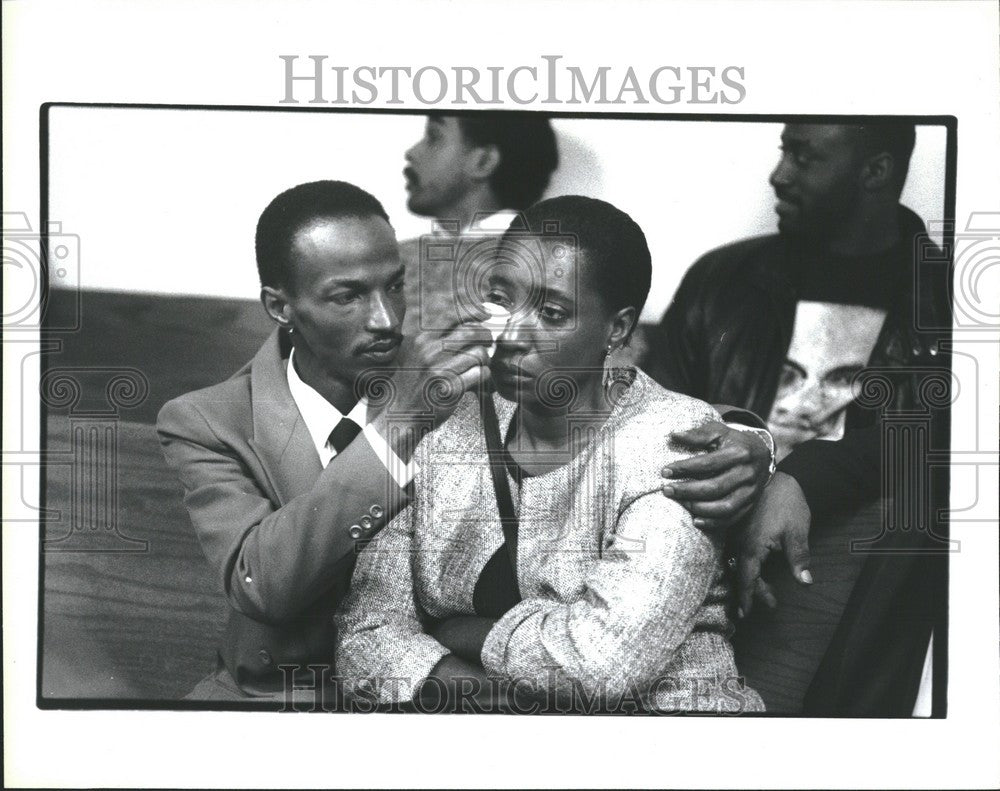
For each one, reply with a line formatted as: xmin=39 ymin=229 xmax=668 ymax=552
xmin=496 ymin=312 xmax=534 ymax=350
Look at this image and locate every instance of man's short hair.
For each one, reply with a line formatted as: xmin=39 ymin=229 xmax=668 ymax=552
xmin=255 ymin=180 xmax=390 ymax=290
xmin=452 ymin=112 xmax=559 ymax=210
xmin=516 ymin=195 xmax=652 ymax=334
xmin=851 ymin=121 xmax=917 ymax=193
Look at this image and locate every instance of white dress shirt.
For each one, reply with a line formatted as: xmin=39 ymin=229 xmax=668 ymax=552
xmin=285 ymin=349 xmax=417 ymax=488
xmin=429 ymin=209 xmax=520 ymax=237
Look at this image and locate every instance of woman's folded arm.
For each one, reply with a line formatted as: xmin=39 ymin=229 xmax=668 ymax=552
xmin=334 ymin=507 xmax=449 ymax=703
xmin=480 ymin=490 xmax=720 ymax=699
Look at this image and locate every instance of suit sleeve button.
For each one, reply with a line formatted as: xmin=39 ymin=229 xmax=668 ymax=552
xmin=360 ymin=515 xmax=373 ymax=530
xmin=349 ymin=525 xmax=363 ymax=539
xmin=369 ymin=505 xmax=384 ymax=519
xmin=258 ymin=649 xmax=272 ymax=666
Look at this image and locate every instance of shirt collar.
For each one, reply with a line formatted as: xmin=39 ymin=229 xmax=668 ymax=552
xmin=432 ymin=210 xmax=519 ymax=237
xmin=286 ymin=348 xmax=368 ymax=458
xmin=468 ymin=210 xmax=519 ymax=233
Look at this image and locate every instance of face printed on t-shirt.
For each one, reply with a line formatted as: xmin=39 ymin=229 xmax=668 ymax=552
xmin=767 ymin=301 xmax=886 ymax=461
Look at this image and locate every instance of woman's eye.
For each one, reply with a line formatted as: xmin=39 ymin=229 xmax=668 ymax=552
xmin=539 ymin=305 xmax=568 ymax=323
xmin=485 ymin=290 xmax=512 ymax=307
xmin=329 ymin=293 xmax=358 ymax=305
xmin=388 ymin=279 xmax=405 ymax=294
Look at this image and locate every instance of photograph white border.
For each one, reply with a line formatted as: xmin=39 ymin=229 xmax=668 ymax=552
xmin=4 ymin=1 xmax=999 ymax=788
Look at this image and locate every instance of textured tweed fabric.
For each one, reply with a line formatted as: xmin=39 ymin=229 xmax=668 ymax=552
xmin=336 ymin=370 xmax=764 ymax=713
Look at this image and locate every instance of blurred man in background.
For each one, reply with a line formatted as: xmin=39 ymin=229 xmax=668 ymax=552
xmin=398 ymin=111 xmax=559 ymax=336
xmin=644 ymin=121 xmax=951 ymax=715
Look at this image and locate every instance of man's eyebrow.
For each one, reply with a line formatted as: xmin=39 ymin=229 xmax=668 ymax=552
xmin=321 ymin=277 xmax=368 ymax=290
xmin=321 ymin=266 xmax=404 ymax=291
xmin=781 ymin=135 xmax=827 ymax=158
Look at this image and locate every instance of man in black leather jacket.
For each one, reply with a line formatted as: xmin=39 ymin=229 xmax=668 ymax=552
xmin=643 ymin=121 xmax=952 ymax=715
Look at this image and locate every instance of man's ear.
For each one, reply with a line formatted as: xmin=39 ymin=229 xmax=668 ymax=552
xmin=861 ymin=152 xmax=895 ymax=191
xmin=261 ymin=285 xmax=293 ymax=329
xmin=467 ymin=144 xmax=502 ymax=182
xmin=608 ymin=306 xmax=637 ymax=350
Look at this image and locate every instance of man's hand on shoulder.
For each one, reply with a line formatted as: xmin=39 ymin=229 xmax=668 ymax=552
xmin=660 ymin=419 xmax=773 ymax=531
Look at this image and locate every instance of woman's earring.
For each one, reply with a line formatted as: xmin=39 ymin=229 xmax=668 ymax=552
xmin=602 ymin=343 xmax=616 ymax=391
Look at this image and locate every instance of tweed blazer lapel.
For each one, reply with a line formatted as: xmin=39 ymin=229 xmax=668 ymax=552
xmin=246 ymin=329 xmax=323 ymax=505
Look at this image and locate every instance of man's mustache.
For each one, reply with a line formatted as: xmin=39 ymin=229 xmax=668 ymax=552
xmin=358 ymin=333 xmax=404 ymax=353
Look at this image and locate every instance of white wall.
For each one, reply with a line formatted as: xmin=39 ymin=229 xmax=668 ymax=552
xmin=48 ymin=107 xmax=947 ymax=321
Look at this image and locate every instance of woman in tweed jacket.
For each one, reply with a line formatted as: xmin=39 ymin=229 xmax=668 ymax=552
xmin=336 ymin=196 xmax=764 ymax=713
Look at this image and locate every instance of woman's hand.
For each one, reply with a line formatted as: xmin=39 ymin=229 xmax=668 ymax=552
xmin=661 ymin=420 xmax=772 ymax=530
xmin=422 ymin=619 xmax=501 ymax=711
xmin=429 ymin=616 xmax=497 ymax=663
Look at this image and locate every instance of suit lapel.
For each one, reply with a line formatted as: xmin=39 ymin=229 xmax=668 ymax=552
xmin=247 ymin=329 xmax=323 ymax=505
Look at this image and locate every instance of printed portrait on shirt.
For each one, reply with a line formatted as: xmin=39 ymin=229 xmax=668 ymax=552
xmin=767 ymin=300 xmax=887 ymax=461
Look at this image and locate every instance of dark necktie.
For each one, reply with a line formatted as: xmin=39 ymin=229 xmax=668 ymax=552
xmin=327 ymin=416 xmax=362 ymax=457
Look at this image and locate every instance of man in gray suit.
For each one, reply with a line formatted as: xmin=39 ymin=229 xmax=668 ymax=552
xmin=158 ymin=180 xmax=492 ymax=702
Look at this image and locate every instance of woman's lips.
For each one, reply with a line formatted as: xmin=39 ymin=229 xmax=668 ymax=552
xmin=491 ymin=359 xmax=530 ymax=379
